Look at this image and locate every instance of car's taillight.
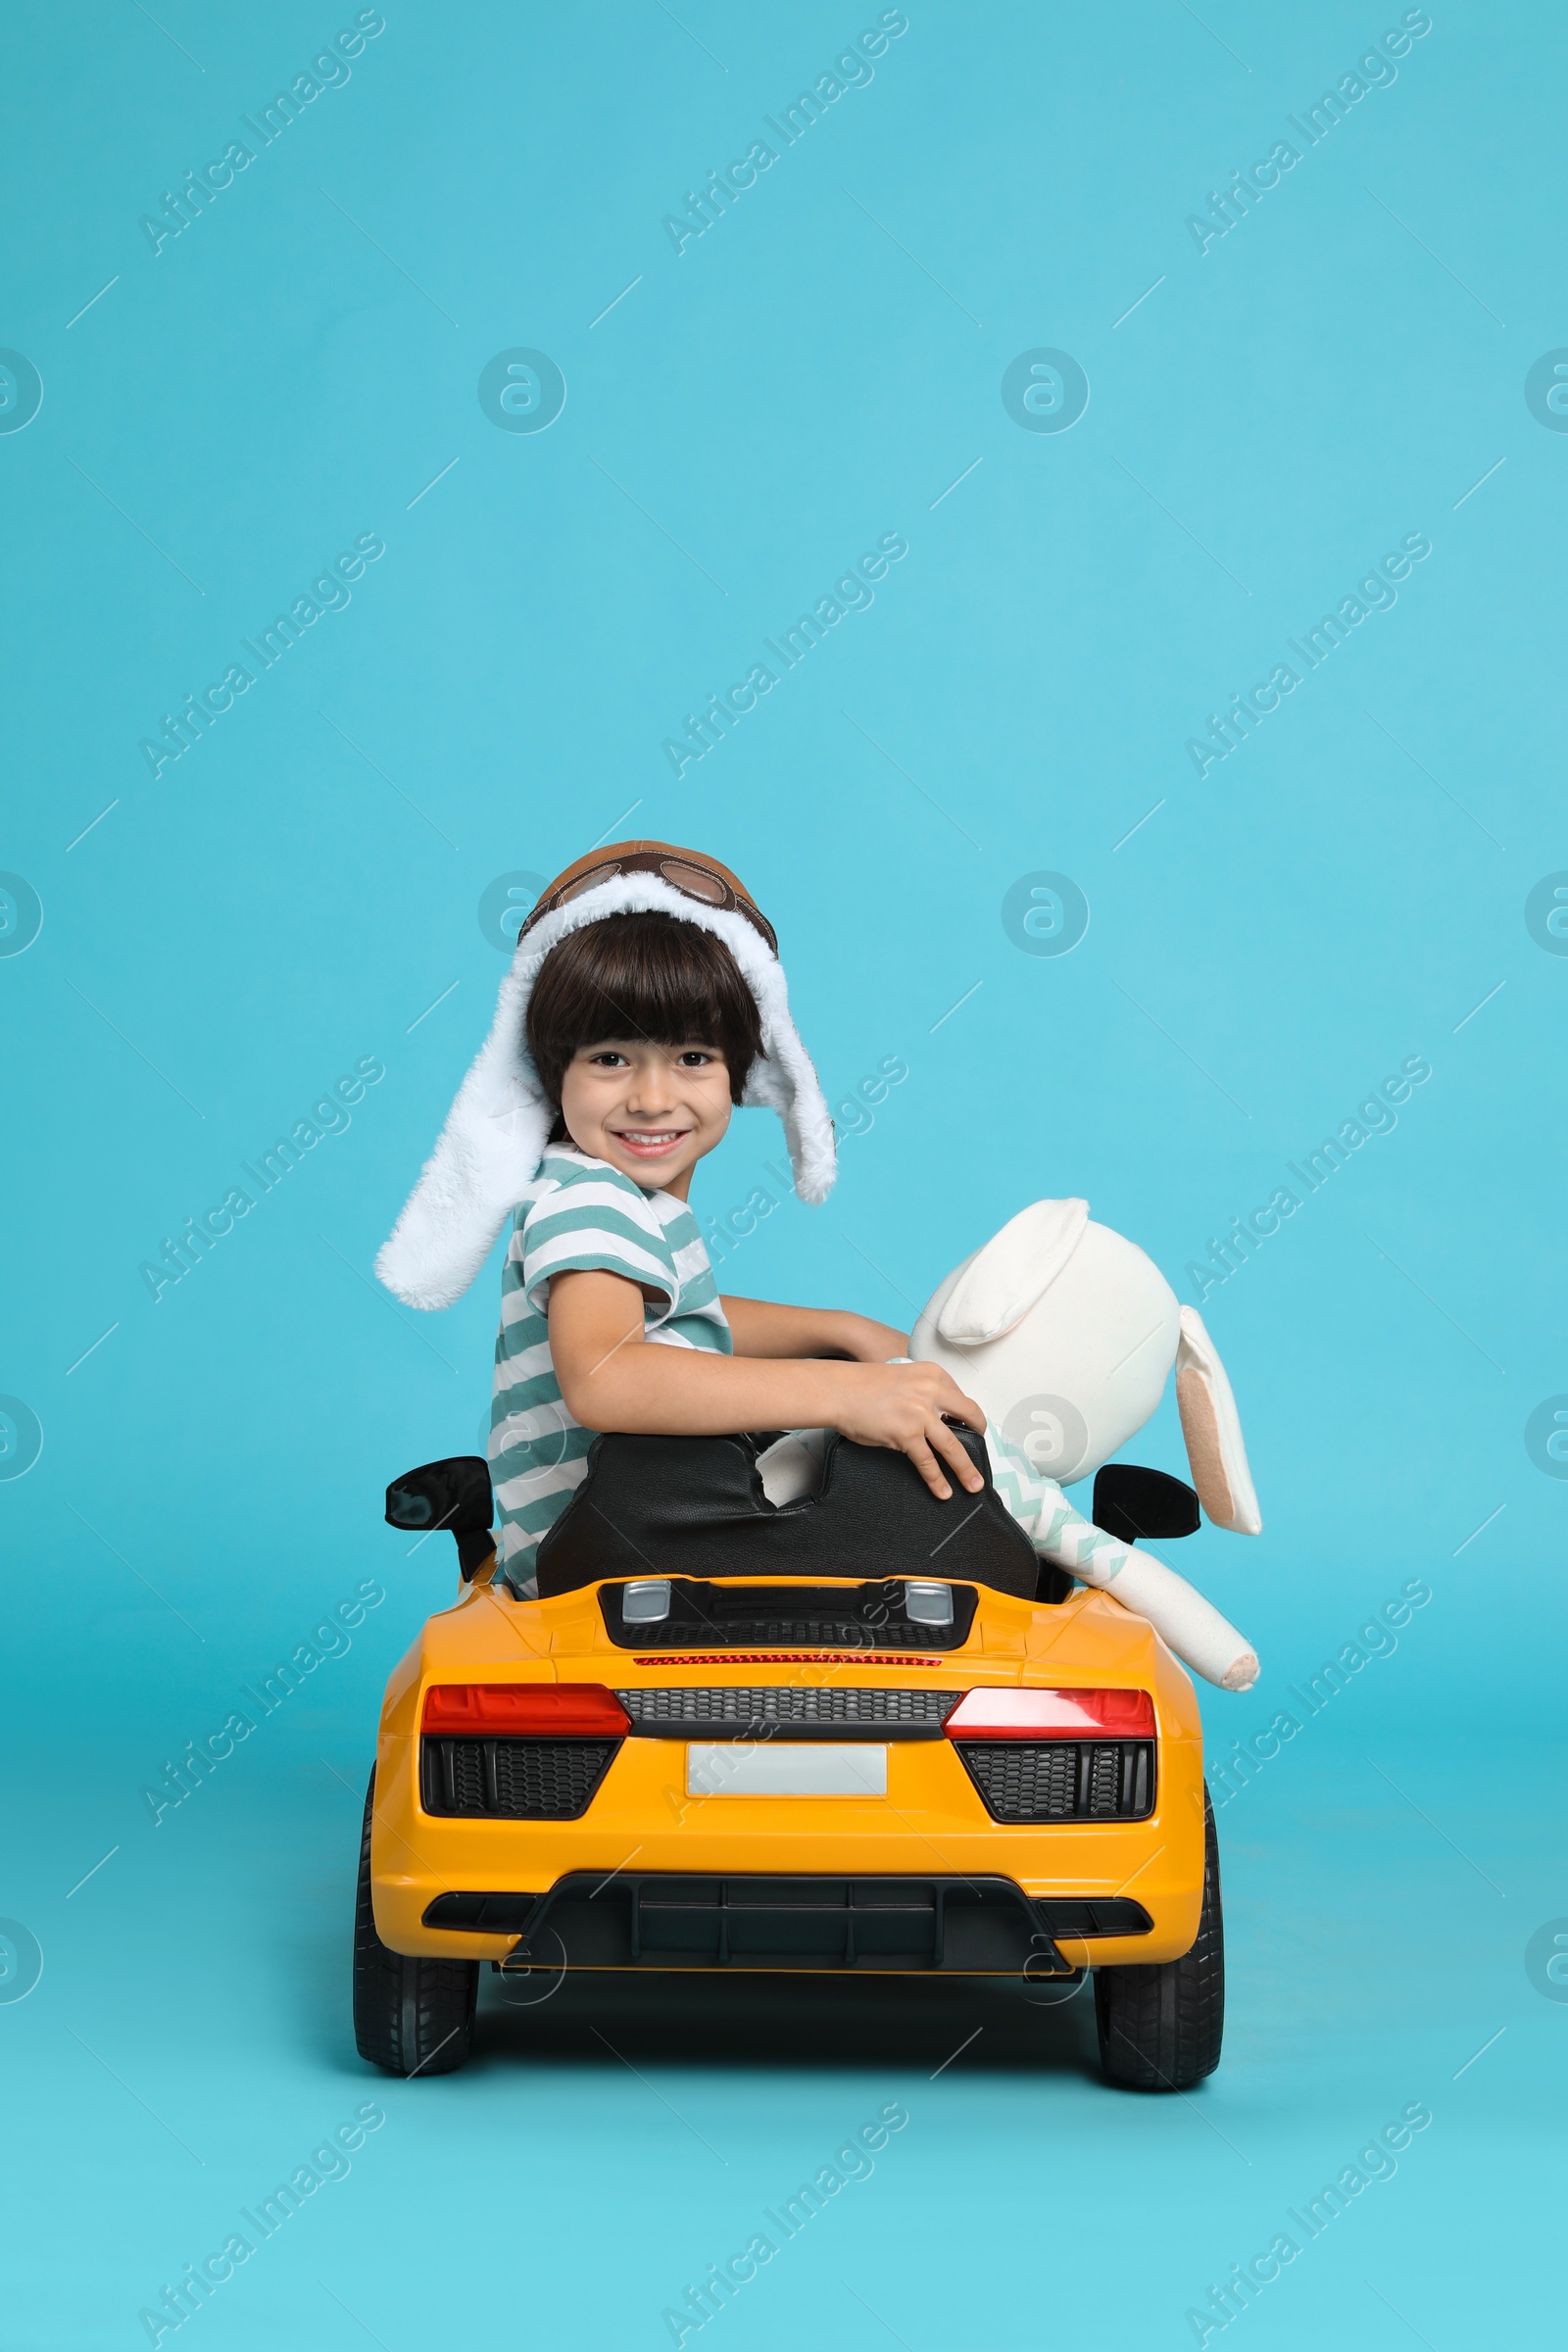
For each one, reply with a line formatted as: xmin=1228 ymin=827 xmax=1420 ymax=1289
xmin=944 ymin=1687 xmax=1155 ymax=1740
xmin=421 ymin=1684 xmax=631 ymax=1736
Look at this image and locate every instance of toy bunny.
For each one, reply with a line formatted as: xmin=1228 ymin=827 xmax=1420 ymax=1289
xmin=908 ymin=1198 xmax=1261 ymax=1690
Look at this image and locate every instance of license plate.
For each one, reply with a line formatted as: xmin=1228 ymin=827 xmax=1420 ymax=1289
xmin=685 ymin=1742 xmax=889 ymax=1798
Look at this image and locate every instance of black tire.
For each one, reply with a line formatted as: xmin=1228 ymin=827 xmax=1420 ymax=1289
xmin=353 ymin=1767 xmax=477 ymax=2077
xmin=1094 ymin=1787 xmax=1224 ymax=2090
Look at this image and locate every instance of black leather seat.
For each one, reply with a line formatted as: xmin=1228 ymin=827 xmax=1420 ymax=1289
xmin=534 ymin=1424 xmax=1043 ymax=1601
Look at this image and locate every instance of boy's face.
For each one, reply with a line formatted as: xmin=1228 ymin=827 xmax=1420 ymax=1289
xmin=559 ymin=1039 xmax=732 ymax=1197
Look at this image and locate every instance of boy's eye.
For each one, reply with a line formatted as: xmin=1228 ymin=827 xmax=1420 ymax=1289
xmin=676 ymin=1050 xmax=716 ymax=1067
xmin=588 ymin=1051 xmax=629 ymax=1068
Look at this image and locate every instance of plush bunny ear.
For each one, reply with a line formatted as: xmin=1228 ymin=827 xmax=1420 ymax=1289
xmin=1175 ymin=1307 xmax=1261 ymax=1535
xmin=934 ymin=1199 xmax=1090 ymax=1345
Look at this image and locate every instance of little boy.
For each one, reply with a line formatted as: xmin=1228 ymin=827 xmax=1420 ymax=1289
xmin=493 ymin=906 xmax=1004 ymax=1589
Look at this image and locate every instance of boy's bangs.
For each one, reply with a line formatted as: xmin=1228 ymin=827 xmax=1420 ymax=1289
xmin=590 ymin=925 xmax=740 ymax=1049
xmin=526 ymin=912 xmax=763 ymax=1103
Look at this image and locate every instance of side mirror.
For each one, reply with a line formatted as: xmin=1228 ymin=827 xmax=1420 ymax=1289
xmin=1092 ymin=1463 xmax=1200 ymax=1546
xmin=385 ymin=1456 xmax=495 ymax=1580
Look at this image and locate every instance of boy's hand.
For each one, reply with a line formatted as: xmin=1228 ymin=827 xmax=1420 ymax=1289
xmin=830 ymin=1361 xmax=987 ymax=1502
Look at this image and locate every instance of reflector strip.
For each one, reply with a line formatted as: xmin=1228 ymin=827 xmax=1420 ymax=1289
xmin=631 ymin=1653 xmax=945 ymax=1668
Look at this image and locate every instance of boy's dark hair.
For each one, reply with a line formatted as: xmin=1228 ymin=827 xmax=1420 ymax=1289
xmin=526 ymin=912 xmax=763 ymax=1117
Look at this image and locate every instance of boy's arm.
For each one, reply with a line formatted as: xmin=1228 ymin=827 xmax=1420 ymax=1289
xmin=721 ymin=1295 xmax=906 ymax=1363
xmin=549 ymin=1268 xmax=983 ymax=1500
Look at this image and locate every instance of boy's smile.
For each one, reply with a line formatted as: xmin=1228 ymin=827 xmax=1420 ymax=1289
xmin=560 ymin=1039 xmax=733 ymax=1199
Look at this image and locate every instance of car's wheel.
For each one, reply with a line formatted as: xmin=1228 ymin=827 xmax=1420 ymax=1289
xmin=1094 ymin=1787 xmax=1224 ymax=2091
xmin=353 ymin=1767 xmax=477 ymax=2077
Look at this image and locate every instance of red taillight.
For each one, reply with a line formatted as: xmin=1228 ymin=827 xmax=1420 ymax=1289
xmin=421 ymin=1684 xmax=630 ymax=1736
xmin=944 ymin=1687 xmax=1155 ymax=1740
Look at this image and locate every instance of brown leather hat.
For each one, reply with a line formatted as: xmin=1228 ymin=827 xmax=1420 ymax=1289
xmin=520 ymin=840 xmax=777 ymax=954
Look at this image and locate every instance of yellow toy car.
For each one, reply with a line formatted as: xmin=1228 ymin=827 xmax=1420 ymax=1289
xmin=353 ymin=1428 xmax=1223 ymax=2090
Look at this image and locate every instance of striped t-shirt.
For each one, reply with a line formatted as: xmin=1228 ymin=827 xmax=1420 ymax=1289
xmin=489 ymin=1148 xmax=731 ymax=1592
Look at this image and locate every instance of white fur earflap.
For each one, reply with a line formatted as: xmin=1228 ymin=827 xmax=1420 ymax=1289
xmin=375 ymin=873 xmax=836 ymax=1310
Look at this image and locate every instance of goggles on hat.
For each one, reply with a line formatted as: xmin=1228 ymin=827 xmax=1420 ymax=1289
xmin=517 ymin=840 xmax=778 ymax=956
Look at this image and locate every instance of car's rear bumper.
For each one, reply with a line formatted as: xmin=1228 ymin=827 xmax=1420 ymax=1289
xmin=421 ymin=1872 xmax=1158 ymax=1973
xmin=370 ymin=1722 xmax=1207 ymax=1970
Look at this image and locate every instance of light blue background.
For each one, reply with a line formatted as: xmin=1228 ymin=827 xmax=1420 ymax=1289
xmin=2 ymin=3 xmax=1561 ymax=2344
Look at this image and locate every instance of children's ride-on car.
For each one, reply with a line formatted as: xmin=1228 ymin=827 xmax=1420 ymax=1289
xmin=353 ymin=1428 xmax=1224 ymax=2090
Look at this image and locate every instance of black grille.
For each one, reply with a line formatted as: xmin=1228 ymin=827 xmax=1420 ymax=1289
xmin=599 ymin=1579 xmax=981 ymax=1652
xmin=616 ymin=1687 xmax=959 ymax=1735
xmin=420 ymin=1737 xmax=619 ymax=1819
xmin=956 ymin=1740 xmax=1154 ymax=1823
